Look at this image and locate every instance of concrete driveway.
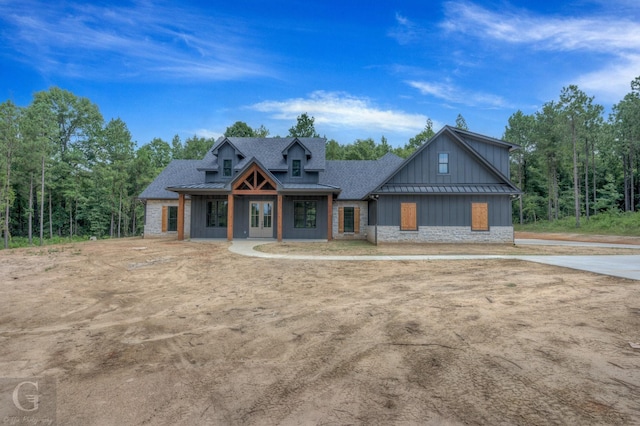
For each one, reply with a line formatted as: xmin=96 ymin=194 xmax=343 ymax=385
xmin=228 ymin=239 xmax=640 ymax=281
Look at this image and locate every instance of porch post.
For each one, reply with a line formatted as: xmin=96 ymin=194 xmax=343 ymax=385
xmin=227 ymin=194 xmax=234 ymax=241
xmin=277 ymin=194 xmax=283 ymax=242
xmin=327 ymin=194 xmax=333 ymax=241
xmin=177 ymin=193 xmax=185 ymax=241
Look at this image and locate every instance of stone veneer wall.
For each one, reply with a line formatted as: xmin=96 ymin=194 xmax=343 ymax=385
xmin=375 ymin=226 xmax=514 ymax=244
xmin=144 ymin=199 xmax=191 ymax=238
xmin=332 ymin=201 xmax=369 ymax=240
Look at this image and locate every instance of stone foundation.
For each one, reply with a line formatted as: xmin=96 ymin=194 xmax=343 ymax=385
xmin=375 ymin=226 xmax=514 ymax=244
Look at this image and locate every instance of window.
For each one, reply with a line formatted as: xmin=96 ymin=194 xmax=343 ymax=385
xmin=292 ymin=159 xmax=301 ymax=177
xmin=223 ymin=159 xmax=232 ymax=177
xmin=343 ymin=207 xmax=354 ymax=232
xmin=400 ymin=203 xmax=417 ymax=231
xmin=206 ymin=200 xmax=228 ymax=227
xmin=167 ymin=206 xmax=178 ymax=232
xmin=294 ymin=201 xmax=317 ymax=228
xmin=471 ymin=202 xmax=489 ymax=231
xmin=338 ymin=206 xmax=360 ymax=234
xmin=438 ymin=153 xmax=449 ymax=174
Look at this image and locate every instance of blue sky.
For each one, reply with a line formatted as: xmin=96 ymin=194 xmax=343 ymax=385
xmin=1 ymin=0 xmax=639 ymax=148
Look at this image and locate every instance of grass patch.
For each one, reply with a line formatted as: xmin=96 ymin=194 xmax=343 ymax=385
xmin=2 ymin=235 xmax=93 ymax=250
xmin=515 ymin=211 xmax=640 ymax=236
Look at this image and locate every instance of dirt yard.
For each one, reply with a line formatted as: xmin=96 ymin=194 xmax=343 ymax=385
xmin=1 ymin=237 xmax=639 ymax=425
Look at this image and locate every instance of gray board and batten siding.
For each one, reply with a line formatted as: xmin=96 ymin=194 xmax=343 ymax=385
xmin=375 ymin=194 xmax=513 ymax=227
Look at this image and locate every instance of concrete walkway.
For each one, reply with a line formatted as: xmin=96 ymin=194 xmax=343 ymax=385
xmin=227 ymin=239 xmax=640 ymax=281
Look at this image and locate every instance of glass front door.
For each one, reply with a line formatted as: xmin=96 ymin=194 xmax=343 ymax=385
xmin=249 ymin=201 xmax=274 ymax=238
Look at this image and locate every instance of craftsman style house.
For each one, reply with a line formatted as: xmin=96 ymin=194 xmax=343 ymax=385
xmin=139 ymin=126 xmax=521 ymax=244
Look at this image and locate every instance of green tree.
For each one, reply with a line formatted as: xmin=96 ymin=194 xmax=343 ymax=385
xmin=182 ymin=135 xmax=214 ymax=159
xmin=225 ymin=121 xmax=255 ymax=137
xmin=559 ymin=85 xmax=598 ymax=227
xmin=139 ymin=138 xmax=171 ymax=171
xmin=611 ymin=76 xmax=640 ymax=212
xmin=0 ymin=101 xmax=21 ymax=248
xmin=455 ymin=114 xmax=468 ymax=130
xmin=30 ymin=87 xmax=104 ymax=237
xmin=171 ymin=134 xmax=184 ymax=159
xmin=504 ymin=110 xmax=536 ymax=224
xmin=325 ymin=139 xmax=344 ymax=160
xmin=288 ymin=113 xmax=320 ymax=138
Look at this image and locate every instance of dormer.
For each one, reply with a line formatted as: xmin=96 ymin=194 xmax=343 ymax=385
xmin=211 ymin=138 xmax=245 ymax=180
xmin=282 ymin=139 xmax=312 ymax=178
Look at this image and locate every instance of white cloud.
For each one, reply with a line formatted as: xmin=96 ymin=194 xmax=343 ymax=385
xmin=407 ymin=80 xmax=508 ymax=108
xmin=0 ymin=1 xmax=274 ymax=81
xmin=387 ymin=12 xmax=424 ymax=45
xmin=191 ymin=128 xmax=223 ymax=140
xmin=442 ymin=1 xmax=640 ymax=53
xmin=439 ymin=1 xmax=640 ymax=104
xmin=575 ymin=54 xmax=640 ymax=102
xmin=250 ymin=91 xmax=431 ymax=134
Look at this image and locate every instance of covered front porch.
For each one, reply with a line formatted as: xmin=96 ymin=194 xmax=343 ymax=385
xmin=169 ymin=162 xmax=339 ymax=242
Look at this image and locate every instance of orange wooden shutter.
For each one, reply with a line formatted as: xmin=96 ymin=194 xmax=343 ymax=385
xmin=354 ymin=207 xmax=360 ymax=233
xmin=161 ymin=206 xmax=168 ymax=232
xmin=400 ymin=203 xmax=417 ymax=230
xmin=338 ymin=207 xmax=344 ymax=233
xmin=471 ymin=202 xmax=489 ymax=231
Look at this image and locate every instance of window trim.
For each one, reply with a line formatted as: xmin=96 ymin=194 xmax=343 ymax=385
xmin=291 ymin=159 xmax=302 ymax=177
xmin=293 ymin=200 xmax=317 ymax=229
xmin=222 ymin=159 xmax=232 ymax=177
xmin=438 ymin=152 xmax=449 ymax=175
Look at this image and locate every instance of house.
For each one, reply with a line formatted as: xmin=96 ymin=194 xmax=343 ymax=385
xmin=138 ymin=126 xmax=521 ymax=244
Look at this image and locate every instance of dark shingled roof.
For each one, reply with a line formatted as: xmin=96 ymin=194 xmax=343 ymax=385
xmin=200 ymin=137 xmax=326 ymax=172
xmin=319 ymin=152 xmax=404 ymax=200
xmin=138 ymin=160 xmax=205 ymax=199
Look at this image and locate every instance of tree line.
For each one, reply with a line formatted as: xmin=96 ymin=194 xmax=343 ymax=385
xmin=1 ymin=80 xmax=638 ymax=247
xmin=505 ymin=79 xmax=640 ymax=225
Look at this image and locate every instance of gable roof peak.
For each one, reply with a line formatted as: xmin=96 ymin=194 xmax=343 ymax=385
xmin=282 ymin=137 xmax=312 ymax=158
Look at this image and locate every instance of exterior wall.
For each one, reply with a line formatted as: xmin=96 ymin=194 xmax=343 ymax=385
xmin=144 ymin=199 xmax=191 ymax=238
xmin=281 ymin=195 xmax=328 ymax=239
xmin=190 ymin=195 xmax=228 ymax=238
xmin=376 ymin=225 xmax=514 ymax=244
xmin=332 ymin=200 xmax=368 ymax=240
xmin=377 ymin=195 xmax=513 ymax=227
xmin=388 ymin=133 xmax=500 ymax=185
xmin=464 ymin=137 xmax=510 ymax=177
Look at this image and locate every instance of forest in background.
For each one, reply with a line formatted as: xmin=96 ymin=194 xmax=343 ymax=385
xmin=1 ymin=78 xmax=639 ymax=248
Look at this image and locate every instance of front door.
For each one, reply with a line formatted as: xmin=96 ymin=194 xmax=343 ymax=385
xmin=249 ymin=201 xmax=273 ymax=238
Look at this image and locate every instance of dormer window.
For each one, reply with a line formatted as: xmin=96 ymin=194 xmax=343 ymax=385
xmin=223 ymin=159 xmax=232 ymax=177
xmin=292 ymin=159 xmax=301 ymax=177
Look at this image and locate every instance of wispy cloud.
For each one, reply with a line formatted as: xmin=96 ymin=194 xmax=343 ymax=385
xmin=387 ymin=12 xmax=425 ymax=45
xmin=576 ymin=54 xmax=640 ymax=103
xmin=407 ymin=80 xmax=508 ymax=108
xmin=251 ymin=91 xmax=430 ymax=134
xmin=441 ymin=1 xmax=640 ymax=53
xmin=0 ymin=1 xmax=275 ymax=81
xmin=439 ymin=1 xmax=640 ymax=102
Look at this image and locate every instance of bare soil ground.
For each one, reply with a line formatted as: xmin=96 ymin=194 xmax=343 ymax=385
xmin=1 ymin=237 xmax=639 ymax=425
